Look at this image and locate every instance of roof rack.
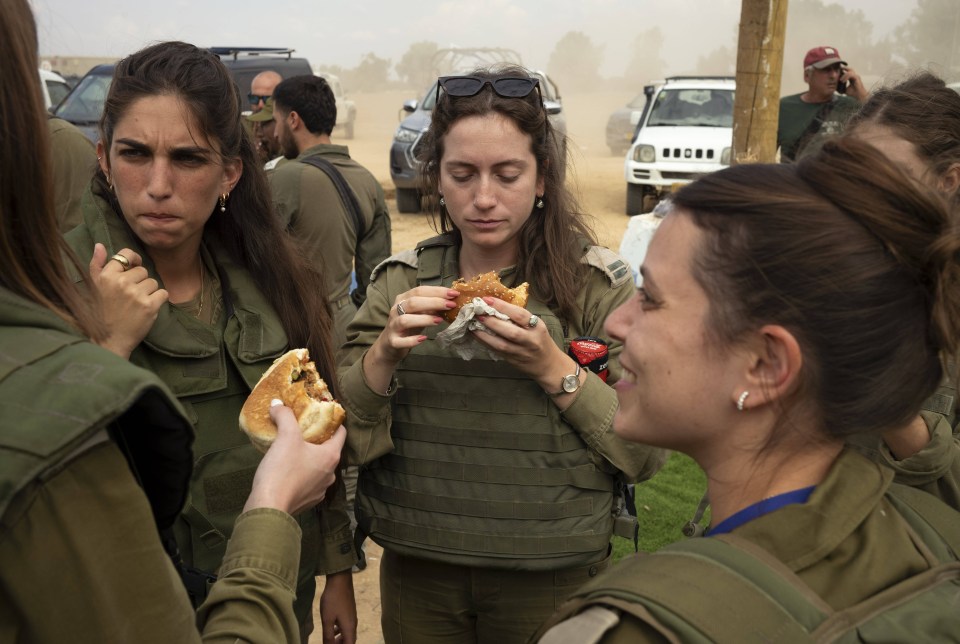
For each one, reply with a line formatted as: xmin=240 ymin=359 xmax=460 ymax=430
xmin=664 ymin=75 xmax=735 ymax=82
xmin=209 ymin=47 xmax=295 ymax=60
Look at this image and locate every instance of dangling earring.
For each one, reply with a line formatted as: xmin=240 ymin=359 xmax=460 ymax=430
xmin=219 ymin=193 xmax=228 ymax=213
xmin=536 ymin=196 xmax=544 ymax=209
xmin=736 ymin=391 xmax=749 ymax=411
xmin=439 ymin=196 xmax=446 ymax=207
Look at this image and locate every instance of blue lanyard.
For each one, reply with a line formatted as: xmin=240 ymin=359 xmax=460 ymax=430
xmin=708 ymin=486 xmax=816 ymax=536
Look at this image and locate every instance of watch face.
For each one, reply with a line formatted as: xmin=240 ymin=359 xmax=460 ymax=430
xmin=562 ymin=373 xmax=580 ymax=393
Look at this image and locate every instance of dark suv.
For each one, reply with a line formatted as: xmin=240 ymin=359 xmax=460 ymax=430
xmin=53 ymin=47 xmax=312 ymax=143
xmin=389 ymin=70 xmax=566 ymax=213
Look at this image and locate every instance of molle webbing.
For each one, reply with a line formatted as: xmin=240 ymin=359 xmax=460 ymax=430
xmin=357 ymin=266 xmax=616 ymax=564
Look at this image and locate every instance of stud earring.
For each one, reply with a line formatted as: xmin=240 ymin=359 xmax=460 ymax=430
xmin=219 ymin=193 xmax=228 ymax=213
xmin=736 ymin=391 xmax=749 ymax=411
xmin=536 ymin=197 xmax=544 ymax=209
xmin=439 ymin=196 xmax=446 ymax=207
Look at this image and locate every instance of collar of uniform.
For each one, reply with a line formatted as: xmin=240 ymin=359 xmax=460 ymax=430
xmin=297 ymin=142 xmax=351 ymax=161
xmin=731 ymin=448 xmax=893 ymax=571
xmin=82 ymin=186 xmax=287 ymax=362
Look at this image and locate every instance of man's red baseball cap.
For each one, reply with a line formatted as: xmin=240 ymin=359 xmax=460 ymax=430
xmin=804 ymin=46 xmax=846 ymax=69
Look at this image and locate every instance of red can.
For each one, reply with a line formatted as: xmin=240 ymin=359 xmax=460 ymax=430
xmin=569 ymin=336 xmax=609 ymax=382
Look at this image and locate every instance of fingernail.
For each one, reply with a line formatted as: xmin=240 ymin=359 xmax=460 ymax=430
xmin=270 ymin=398 xmax=283 ymax=407
xmin=433 ymin=316 xmax=443 ymax=324
xmin=445 ymin=301 xmax=457 ymax=308
xmin=417 ymin=335 xmax=428 ymax=343
xmin=447 ymin=290 xmax=459 ymax=297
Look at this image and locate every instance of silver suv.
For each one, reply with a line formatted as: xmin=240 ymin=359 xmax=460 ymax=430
xmin=389 ymin=70 xmax=566 ymax=213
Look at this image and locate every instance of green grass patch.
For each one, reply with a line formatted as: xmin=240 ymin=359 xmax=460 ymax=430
xmin=612 ymin=451 xmax=711 ymax=561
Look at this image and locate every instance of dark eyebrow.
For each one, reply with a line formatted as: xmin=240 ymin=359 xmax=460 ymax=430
xmin=444 ymin=158 xmax=528 ymax=169
xmin=115 ymin=138 xmax=214 ymax=158
xmin=639 ymin=265 xmax=659 ymax=293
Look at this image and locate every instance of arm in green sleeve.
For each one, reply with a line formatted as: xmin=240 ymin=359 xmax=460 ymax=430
xmin=353 ymin=185 xmax=392 ymax=307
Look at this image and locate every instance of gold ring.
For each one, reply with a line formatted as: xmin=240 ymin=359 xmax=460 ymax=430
xmin=110 ymin=253 xmax=131 ymax=271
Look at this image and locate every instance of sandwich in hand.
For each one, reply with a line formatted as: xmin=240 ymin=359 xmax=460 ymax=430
xmin=445 ymin=271 xmax=529 ymax=323
xmin=239 ymin=348 xmax=345 ymax=453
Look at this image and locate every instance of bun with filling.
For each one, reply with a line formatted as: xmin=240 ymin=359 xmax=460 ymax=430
xmin=239 ymin=348 xmax=345 ymax=453
xmin=445 ymin=271 xmax=529 ymax=323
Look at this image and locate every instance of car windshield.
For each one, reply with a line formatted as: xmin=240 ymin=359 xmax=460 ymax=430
xmin=647 ymin=88 xmax=734 ymax=127
xmin=54 ymin=72 xmax=112 ymax=124
xmin=46 ymin=80 xmax=70 ymax=108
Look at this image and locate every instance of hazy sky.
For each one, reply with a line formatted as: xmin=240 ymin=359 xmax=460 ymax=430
xmin=34 ymin=0 xmax=917 ymax=79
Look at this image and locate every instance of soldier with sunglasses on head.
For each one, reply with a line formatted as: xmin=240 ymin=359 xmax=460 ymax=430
xmin=337 ymin=65 xmax=666 ymax=644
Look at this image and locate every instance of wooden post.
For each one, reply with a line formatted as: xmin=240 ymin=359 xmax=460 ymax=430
xmin=732 ymin=0 xmax=788 ymax=164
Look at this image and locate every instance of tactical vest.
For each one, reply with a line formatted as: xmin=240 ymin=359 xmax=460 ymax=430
xmin=356 ymin=235 xmax=619 ymax=570
xmin=0 ymin=315 xmax=193 ymax=537
xmin=536 ymin=484 xmax=960 ymax=643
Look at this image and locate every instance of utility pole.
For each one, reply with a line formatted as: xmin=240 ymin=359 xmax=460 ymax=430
xmin=732 ymin=0 xmax=788 ymax=164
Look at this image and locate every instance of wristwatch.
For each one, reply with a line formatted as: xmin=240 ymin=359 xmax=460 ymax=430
xmin=549 ymin=363 xmax=582 ymax=396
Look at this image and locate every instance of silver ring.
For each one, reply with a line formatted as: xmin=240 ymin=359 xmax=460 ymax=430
xmin=396 ymin=300 xmax=407 ymax=316
xmin=110 ymin=253 xmax=131 ymax=271
xmin=527 ymin=314 xmax=540 ymax=328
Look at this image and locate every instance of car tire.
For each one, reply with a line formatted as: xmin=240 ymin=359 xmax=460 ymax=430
xmin=396 ymin=188 xmax=421 ymax=213
xmin=626 ymin=184 xmax=645 ymax=216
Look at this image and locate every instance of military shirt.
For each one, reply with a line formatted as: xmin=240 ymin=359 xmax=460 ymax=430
xmin=48 ymin=116 xmax=96 ymax=233
xmin=0 ymin=288 xmax=303 ymax=643
xmin=66 ymin=184 xmax=356 ymax=626
xmin=535 ymin=449 xmax=960 ymax=643
xmin=269 ymin=143 xmax=392 ymax=347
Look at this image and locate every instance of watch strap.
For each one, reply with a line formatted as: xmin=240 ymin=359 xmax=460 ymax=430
xmin=548 ymin=363 xmax=582 ymax=396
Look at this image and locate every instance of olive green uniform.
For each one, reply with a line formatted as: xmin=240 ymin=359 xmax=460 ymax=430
xmin=48 ymin=115 xmax=96 ymax=233
xmin=534 ymin=448 xmax=960 ymax=643
xmin=0 ymin=287 xmax=306 ymax=643
xmin=269 ymin=143 xmax=392 ymax=348
xmin=65 ymin=184 xmax=356 ymax=630
xmin=338 ymin=234 xmax=666 ymax=643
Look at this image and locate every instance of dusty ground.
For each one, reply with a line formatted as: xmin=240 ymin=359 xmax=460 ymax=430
xmin=308 ymin=87 xmax=638 ymax=644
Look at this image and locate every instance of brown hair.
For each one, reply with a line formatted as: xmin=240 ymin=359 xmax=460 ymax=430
xmin=417 ymin=65 xmax=595 ymax=323
xmin=0 ymin=0 xmax=103 ymax=339
xmin=97 ymin=42 xmax=338 ymax=389
xmin=847 ymin=71 xmax=960 ymax=210
xmin=671 ymin=138 xmax=960 ymax=438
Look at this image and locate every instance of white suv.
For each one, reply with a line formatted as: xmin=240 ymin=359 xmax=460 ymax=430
xmin=624 ymin=76 xmax=734 ymax=214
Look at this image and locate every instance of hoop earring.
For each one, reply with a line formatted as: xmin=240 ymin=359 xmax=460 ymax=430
xmin=736 ymin=391 xmax=749 ymax=411
xmin=219 ymin=193 xmax=228 ymax=213
xmin=536 ymin=197 xmax=544 ymax=209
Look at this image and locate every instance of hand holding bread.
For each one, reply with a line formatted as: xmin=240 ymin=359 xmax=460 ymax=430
xmin=240 ymin=349 xmax=345 ymax=453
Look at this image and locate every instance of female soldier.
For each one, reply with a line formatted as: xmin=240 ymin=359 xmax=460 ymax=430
xmin=0 ymin=1 xmax=345 ymax=641
xmin=534 ymin=138 xmax=960 ymax=642
xmin=338 ymin=66 xmax=665 ymax=643
xmin=64 ymin=42 xmax=356 ymax=643
xmin=844 ymin=72 xmax=960 ymax=508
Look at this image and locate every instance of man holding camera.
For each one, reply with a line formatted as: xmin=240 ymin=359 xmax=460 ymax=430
xmin=777 ymin=46 xmax=869 ymax=162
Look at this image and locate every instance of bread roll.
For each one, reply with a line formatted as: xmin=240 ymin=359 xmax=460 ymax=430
xmin=239 ymin=348 xmax=345 ymax=453
xmin=444 ymin=272 xmax=530 ymax=323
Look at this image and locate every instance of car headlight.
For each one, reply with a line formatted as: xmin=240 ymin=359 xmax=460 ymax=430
xmin=632 ymin=144 xmax=655 ymax=163
xmin=720 ymin=147 xmax=731 ymax=165
xmin=394 ymin=127 xmax=420 ymax=144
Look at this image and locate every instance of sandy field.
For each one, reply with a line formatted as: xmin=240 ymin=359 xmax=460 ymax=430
xmin=309 ymin=87 xmax=639 ymax=644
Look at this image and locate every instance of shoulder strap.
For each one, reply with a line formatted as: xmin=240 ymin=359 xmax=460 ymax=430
xmin=299 ymin=155 xmax=366 ymax=241
xmin=885 ymin=484 xmax=960 ymax=559
xmin=783 ymin=96 xmax=839 ymax=162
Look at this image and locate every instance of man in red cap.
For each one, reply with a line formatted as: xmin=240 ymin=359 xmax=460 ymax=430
xmin=777 ymin=46 xmax=869 ymax=162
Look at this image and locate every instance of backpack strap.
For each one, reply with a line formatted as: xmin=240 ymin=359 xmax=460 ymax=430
xmin=299 ymin=155 xmax=366 ymax=241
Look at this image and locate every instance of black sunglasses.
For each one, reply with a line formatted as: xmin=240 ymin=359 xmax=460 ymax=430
xmin=247 ymin=93 xmax=271 ymax=105
xmin=436 ymin=76 xmax=542 ymax=104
